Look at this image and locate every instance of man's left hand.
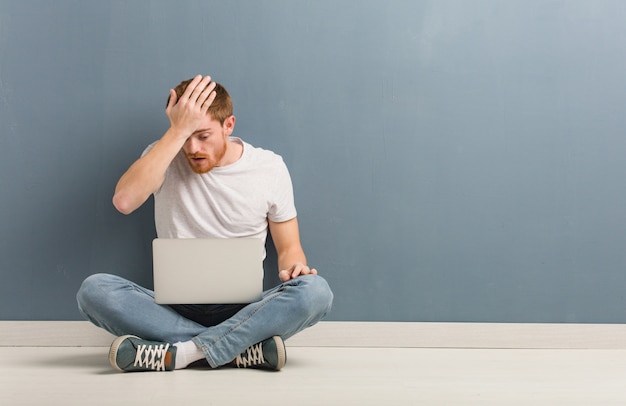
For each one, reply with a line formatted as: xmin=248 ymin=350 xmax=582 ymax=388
xmin=279 ymin=263 xmax=318 ymax=282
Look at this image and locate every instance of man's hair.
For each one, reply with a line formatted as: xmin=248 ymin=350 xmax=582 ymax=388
xmin=168 ymin=78 xmax=233 ymax=124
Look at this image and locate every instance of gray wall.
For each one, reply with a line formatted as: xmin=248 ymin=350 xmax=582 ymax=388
xmin=2 ymin=0 xmax=626 ymax=322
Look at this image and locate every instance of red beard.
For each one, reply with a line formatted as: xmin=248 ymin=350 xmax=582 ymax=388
xmin=185 ymin=139 xmax=228 ymax=174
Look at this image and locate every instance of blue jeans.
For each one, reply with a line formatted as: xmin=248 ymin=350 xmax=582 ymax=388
xmin=76 ymin=273 xmax=333 ymax=367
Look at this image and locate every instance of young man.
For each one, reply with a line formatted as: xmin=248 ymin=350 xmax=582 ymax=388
xmin=76 ymin=75 xmax=333 ymax=372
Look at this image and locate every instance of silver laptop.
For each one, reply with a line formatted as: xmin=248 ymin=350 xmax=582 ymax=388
xmin=152 ymin=238 xmax=264 ymax=304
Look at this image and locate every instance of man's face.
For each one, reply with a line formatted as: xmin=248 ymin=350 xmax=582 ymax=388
xmin=182 ymin=115 xmax=230 ymax=174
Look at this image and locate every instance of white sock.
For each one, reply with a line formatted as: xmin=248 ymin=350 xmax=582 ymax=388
xmin=173 ymin=340 xmax=206 ymax=369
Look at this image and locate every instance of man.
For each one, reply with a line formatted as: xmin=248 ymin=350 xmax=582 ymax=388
xmin=76 ymin=75 xmax=333 ymax=372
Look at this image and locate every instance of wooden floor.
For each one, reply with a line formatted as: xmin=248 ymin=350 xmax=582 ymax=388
xmin=3 ymin=346 xmax=626 ymax=405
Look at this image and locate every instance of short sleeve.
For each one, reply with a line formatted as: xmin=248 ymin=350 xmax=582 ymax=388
xmin=268 ymin=160 xmax=297 ymax=222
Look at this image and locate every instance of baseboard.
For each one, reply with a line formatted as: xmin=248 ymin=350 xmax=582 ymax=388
xmin=2 ymin=321 xmax=626 ymax=348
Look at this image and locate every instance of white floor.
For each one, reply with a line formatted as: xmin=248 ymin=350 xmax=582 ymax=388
xmin=3 ymin=346 xmax=626 ymax=405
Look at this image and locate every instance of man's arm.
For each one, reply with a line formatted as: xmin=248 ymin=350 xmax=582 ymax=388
xmin=112 ymin=75 xmax=216 ymax=214
xmin=269 ymin=217 xmax=318 ymax=282
xmin=112 ymin=128 xmax=187 ymax=214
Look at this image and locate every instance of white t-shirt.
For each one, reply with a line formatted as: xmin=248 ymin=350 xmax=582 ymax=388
xmin=144 ymin=137 xmax=297 ymax=247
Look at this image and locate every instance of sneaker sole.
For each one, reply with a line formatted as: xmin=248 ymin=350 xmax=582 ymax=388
xmin=272 ymin=336 xmax=286 ymax=371
xmin=109 ymin=335 xmax=139 ymax=372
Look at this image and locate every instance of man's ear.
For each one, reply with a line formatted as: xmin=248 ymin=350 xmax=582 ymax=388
xmin=224 ymin=115 xmax=236 ymax=135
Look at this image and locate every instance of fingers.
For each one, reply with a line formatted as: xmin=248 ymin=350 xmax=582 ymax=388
xmin=185 ymin=75 xmax=213 ymax=106
xmin=279 ymin=264 xmax=318 ymax=282
xmin=200 ymin=82 xmax=217 ymax=112
xmin=171 ymin=75 xmax=215 ymax=111
xmin=167 ymin=75 xmax=216 ymax=127
xmin=181 ymin=74 xmax=205 ymax=103
xmin=278 ymin=269 xmax=291 ymax=282
xmin=165 ymin=89 xmax=178 ymax=114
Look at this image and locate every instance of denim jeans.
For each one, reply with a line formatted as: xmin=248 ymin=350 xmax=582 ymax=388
xmin=76 ymin=273 xmax=333 ymax=367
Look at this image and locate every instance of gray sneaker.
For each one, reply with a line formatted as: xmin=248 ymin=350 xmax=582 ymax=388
xmin=234 ymin=336 xmax=286 ymax=371
xmin=109 ymin=335 xmax=177 ymax=372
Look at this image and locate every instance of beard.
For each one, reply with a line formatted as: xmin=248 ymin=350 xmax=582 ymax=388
xmin=185 ymin=138 xmax=228 ymax=174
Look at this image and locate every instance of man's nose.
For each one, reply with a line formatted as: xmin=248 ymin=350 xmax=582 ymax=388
xmin=186 ymin=138 xmax=201 ymax=154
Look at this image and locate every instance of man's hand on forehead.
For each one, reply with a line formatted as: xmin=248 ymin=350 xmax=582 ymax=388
xmin=180 ymin=75 xmax=217 ymax=111
xmin=166 ymin=74 xmax=217 ymax=138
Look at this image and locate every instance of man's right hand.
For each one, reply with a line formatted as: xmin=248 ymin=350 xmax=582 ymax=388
xmin=165 ymin=75 xmax=217 ymax=139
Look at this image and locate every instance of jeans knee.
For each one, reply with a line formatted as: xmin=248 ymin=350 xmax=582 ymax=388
xmin=76 ymin=273 xmax=119 ymax=316
xmin=297 ymin=274 xmax=334 ymax=320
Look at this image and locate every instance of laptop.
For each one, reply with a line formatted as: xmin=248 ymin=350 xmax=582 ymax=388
xmin=152 ymin=238 xmax=264 ymax=304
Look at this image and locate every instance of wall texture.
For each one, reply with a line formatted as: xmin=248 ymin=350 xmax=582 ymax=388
xmin=2 ymin=0 xmax=626 ymax=322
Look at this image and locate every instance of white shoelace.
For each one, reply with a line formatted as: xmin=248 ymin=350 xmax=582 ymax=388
xmin=134 ymin=343 xmax=171 ymax=371
xmin=235 ymin=343 xmax=265 ymax=368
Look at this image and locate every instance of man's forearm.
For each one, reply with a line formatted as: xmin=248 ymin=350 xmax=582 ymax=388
xmin=112 ymin=129 xmax=186 ymax=214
